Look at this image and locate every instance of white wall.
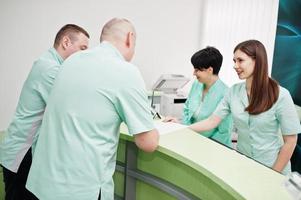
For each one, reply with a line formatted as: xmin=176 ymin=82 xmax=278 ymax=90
xmin=201 ymin=0 xmax=279 ymax=86
xmin=0 ymin=0 xmax=204 ymax=130
xmin=0 ymin=0 xmax=279 ymax=130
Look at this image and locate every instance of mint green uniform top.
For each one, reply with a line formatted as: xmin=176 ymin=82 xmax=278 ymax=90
xmin=26 ymin=42 xmax=155 ymax=200
xmin=0 ymin=48 xmax=63 ymax=172
xmin=183 ymin=79 xmax=232 ymax=147
xmin=214 ymin=82 xmax=301 ymax=174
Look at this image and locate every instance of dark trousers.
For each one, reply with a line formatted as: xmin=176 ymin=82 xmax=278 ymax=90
xmin=2 ymin=148 xmax=38 ymax=200
xmin=291 ymin=134 xmax=301 ymax=173
xmin=98 ymin=190 xmax=101 ymax=200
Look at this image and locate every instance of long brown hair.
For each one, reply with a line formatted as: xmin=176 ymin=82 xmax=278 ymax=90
xmin=234 ymin=40 xmax=279 ymax=115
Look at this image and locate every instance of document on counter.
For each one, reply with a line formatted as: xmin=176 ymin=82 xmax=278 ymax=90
xmin=154 ymin=121 xmax=187 ymax=135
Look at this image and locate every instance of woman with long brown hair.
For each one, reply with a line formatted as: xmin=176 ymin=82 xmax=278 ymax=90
xmin=188 ymin=39 xmax=301 ymax=174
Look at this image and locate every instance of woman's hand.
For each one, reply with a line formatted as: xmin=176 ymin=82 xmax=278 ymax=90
xmin=163 ymin=116 xmax=180 ymax=123
xmin=272 ymin=134 xmax=297 ymax=173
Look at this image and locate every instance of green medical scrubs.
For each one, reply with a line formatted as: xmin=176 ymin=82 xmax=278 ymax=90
xmin=214 ymin=82 xmax=301 ymax=174
xmin=0 ymin=48 xmax=63 ymax=172
xmin=183 ymin=79 xmax=232 ymax=147
xmin=26 ymin=42 xmax=155 ymax=200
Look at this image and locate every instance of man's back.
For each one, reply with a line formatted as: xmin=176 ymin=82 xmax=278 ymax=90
xmin=26 ymin=42 xmax=155 ymax=200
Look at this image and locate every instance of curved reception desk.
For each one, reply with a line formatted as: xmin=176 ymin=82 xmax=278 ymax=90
xmin=0 ymin=126 xmax=292 ymax=200
xmin=114 ymin=124 xmax=292 ymax=200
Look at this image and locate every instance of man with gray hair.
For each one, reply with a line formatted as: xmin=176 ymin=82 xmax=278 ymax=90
xmin=26 ymin=18 xmax=159 ymax=200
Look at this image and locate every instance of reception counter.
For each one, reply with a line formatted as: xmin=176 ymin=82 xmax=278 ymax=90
xmin=0 ymin=126 xmax=292 ymax=200
xmin=114 ymin=124 xmax=292 ymax=200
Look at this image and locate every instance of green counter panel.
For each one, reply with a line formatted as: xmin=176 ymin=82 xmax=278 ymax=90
xmin=113 ymin=171 xmax=124 ymax=198
xmin=137 ymin=150 xmax=236 ymax=200
xmin=136 ymin=181 xmax=176 ymax=200
xmin=114 ymin=139 xmax=240 ymax=200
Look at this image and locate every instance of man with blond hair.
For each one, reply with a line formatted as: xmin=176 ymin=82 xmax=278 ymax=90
xmin=26 ymin=18 xmax=159 ymax=200
xmin=0 ymin=24 xmax=89 ymax=200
